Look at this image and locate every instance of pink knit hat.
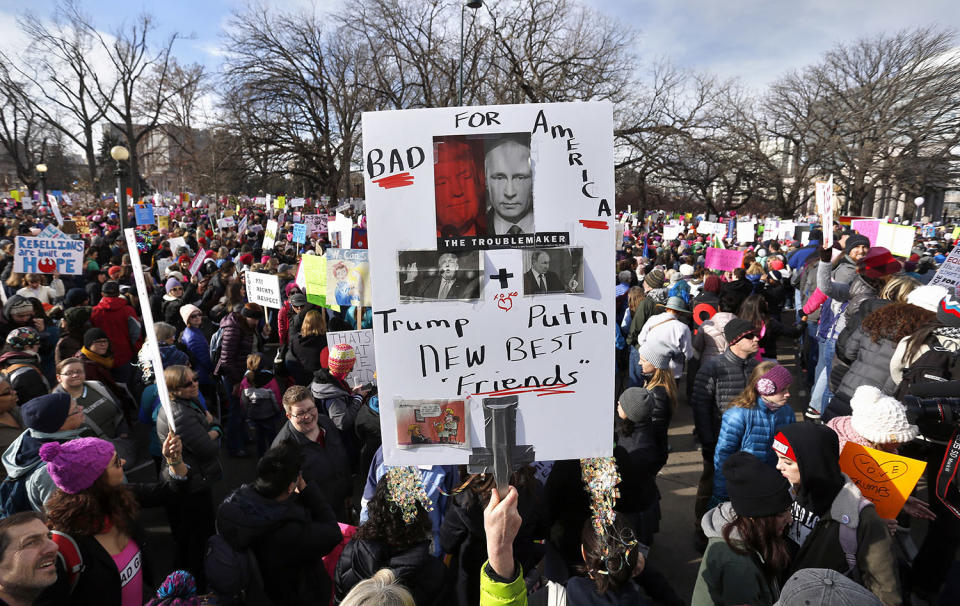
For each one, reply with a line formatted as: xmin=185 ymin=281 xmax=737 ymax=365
xmin=756 ymin=365 xmax=792 ymax=396
xmin=328 ymin=343 xmax=356 ymax=375
xmin=39 ymin=438 xmax=115 ymax=494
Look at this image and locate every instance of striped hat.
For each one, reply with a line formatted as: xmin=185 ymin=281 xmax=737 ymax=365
xmin=328 ymin=343 xmax=356 ymax=375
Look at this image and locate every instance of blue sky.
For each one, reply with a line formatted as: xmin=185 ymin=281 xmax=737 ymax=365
xmin=2 ymin=0 xmax=958 ymax=90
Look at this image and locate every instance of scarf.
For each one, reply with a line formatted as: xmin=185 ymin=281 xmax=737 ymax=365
xmin=81 ymin=347 xmax=114 ymax=369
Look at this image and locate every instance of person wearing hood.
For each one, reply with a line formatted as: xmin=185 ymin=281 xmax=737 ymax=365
xmin=0 ymin=376 xmax=21 ymax=480
xmin=0 ymin=327 xmax=50 ymax=405
xmin=633 ymin=296 xmax=693 ymax=382
xmin=215 ymin=302 xmax=266 ymax=458
xmin=0 ymin=294 xmax=49 ymax=348
xmin=335 ymin=470 xmax=449 ymax=605
xmin=1 ymin=392 xmax=89 ymax=513
xmin=772 ymin=423 xmax=901 ymax=606
xmin=54 ymin=305 xmax=91 ymax=366
xmin=712 ymin=362 xmax=795 ymax=509
xmin=90 ymin=280 xmax=142 ymax=374
xmin=692 ymin=452 xmax=793 ymax=606
xmin=161 ymin=278 xmax=187 ymax=332
xmin=216 ymin=439 xmax=342 ymax=605
xmin=692 ymin=292 xmax=740 ymax=362
xmin=719 ymin=268 xmax=754 ymax=313
xmin=311 ymin=343 xmax=365 ymax=435
xmin=272 ymin=385 xmax=352 ymax=522
xmin=287 ymin=308 xmax=329 ymax=385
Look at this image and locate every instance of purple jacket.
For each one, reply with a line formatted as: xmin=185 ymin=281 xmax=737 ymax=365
xmin=215 ymin=312 xmax=253 ymax=383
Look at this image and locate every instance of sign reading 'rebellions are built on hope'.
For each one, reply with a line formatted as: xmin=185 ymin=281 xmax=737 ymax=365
xmin=364 ymin=102 xmax=615 ymax=466
xmin=14 ymin=236 xmax=85 ymax=275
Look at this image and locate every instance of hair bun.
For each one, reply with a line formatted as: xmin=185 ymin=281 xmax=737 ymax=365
xmin=39 ymin=441 xmax=61 ymax=463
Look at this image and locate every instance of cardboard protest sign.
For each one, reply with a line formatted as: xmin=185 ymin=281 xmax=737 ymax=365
xmin=74 ymin=218 xmax=90 ymax=234
xmin=262 ymin=220 xmax=278 ymax=250
xmin=696 ymin=220 xmax=717 ymax=235
xmin=777 ymin=221 xmax=796 ymax=241
xmin=49 ymin=197 xmax=64 ymax=225
xmin=815 ymin=178 xmax=834 ymax=248
xmin=327 ymin=329 xmax=376 ymax=386
xmin=839 ymin=442 xmax=926 ymax=519
xmin=14 ymin=236 xmax=84 ymax=275
xmin=134 ymin=204 xmax=155 ymax=226
xmin=326 ymin=249 xmax=370 ymax=307
xmin=663 ymin=224 xmax=683 ymax=241
xmin=736 ymin=221 xmax=755 ymax=244
xmin=304 ymin=214 xmax=328 ymax=236
xmin=167 ymin=237 xmax=188 ymax=256
xmin=615 ymin=223 xmax=625 ymax=250
xmin=38 ymin=224 xmax=68 ymax=240
xmin=292 ymin=223 xmax=307 ymax=244
xmin=157 ymin=216 xmax=169 ymax=230
xmin=188 ymin=249 xmax=206 ymax=277
xmin=364 ymin=101 xmax=615 ymax=466
xmin=246 ymin=271 xmax=282 ymax=309
xmin=851 ymin=219 xmax=882 ymax=246
xmin=704 ymin=247 xmax=744 ymax=272
xmin=217 ymin=217 xmax=236 ymax=229
xmin=9 ymin=190 xmax=19 ymax=201
xmin=236 ymin=215 xmax=248 ymax=235
xmin=929 ymin=243 xmax=960 ymax=294
xmin=154 ymin=206 xmax=170 ymax=216
xmin=877 ymin=223 xmax=915 ymax=257
xmin=301 ymin=254 xmax=337 ymax=310
xmin=275 ymin=195 xmax=286 ymax=210
xmin=289 ymin=197 xmax=306 ymax=208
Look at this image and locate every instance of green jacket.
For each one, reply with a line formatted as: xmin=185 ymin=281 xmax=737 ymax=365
xmin=627 ymin=295 xmax=659 ymax=347
xmin=692 ymin=503 xmax=779 ymax=606
xmin=479 ymin=561 xmax=527 ymax=606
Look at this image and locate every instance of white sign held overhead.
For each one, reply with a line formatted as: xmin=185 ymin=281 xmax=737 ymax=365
xmin=364 ymin=101 xmax=615 ymax=466
xmin=246 ymin=271 xmax=282 ymax=309
xmin=14 ymin=236 xmax=84 ymax=275
xmin=262 ymin=220 xmax=278 ymax=250
xmin=929 ymin=243 xmax=960 ymax=295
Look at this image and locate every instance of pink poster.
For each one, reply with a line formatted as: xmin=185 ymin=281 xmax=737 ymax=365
xmin=705 ymin=247 xmax=744 ymax=272
xmin=851 ymin=219 xmax=882 ymax=246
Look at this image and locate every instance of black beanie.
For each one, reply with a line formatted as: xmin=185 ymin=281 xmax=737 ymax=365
xmin=843 ymin=234 xmax=870 ymax=254
xmin=20 ymin=393 xmax=72 ymax=433
xmin=723 ymin=452 xmax=792 ymax=518
xmin=83 ymin=327 xmax=109 ymax=348
xmin=724 ymin=318 xmax=755 ymax=345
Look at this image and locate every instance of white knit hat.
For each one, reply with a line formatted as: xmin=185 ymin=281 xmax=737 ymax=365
xmin=906 ymin=284 xmax=948 ymax=313
xmin=679 ymin=263 xmax=694 ymax=277
xmin=850 ymin=386 xmax=919 ymax=445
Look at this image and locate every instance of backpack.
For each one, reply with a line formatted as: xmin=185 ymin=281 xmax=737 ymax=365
xmin=895 ymin=345 xmax=960 ymax=400
xmin=837 ymin=497 xmax=874 ymax=582
xmin=1 ymin=363 xmax=36 ymax=384
xmin=209 ymin=326 xmax=226 ymax=368
xmin=51 ymin=530 xmax=84 ymax=592
xmin=204 ymin=533 xmax=264 ymax=602
xmin=242 ymin=386 xmax=278 ymax=421
xmin=0 ymin=472 xmax=35 ymax=517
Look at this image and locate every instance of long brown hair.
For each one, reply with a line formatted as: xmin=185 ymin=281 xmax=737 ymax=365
xmin=721 ymin=513 xmax=791 ymax=579
xmin=728 ymin=361 xmax=778 ymax=410
xmin=45 ymin=476 xmax=139 ymax=538
xmin=579 ymin=515 xmax=638 ymax=595
xmin=644 ymin=368 xmax=678 ymax=413
xmin=626 ymin=286 xmax=645 ymax=313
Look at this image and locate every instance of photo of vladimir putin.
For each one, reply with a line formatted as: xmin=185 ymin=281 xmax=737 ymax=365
xmin=434 ymin=137 xmax=487 ymax=238
xmin=485 ymin=134 xmax=534 ymax=235
xmin=523 ymin=248 xmax=583 ymax=295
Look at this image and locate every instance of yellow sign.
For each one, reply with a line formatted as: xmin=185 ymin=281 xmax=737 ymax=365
xmin=74 ymin=218 xmax=90 ymax=234
xmin=275 ymin=195 xmax=286 ymax=210
xmin=301 ymin=254 xmax=338 ymax=311
xmin=839 ymin=442 xmax=926 ymax=519
xmin=157 ymin=216 xmax=169 ymax=230
xmin=953 ymin=226 xmax=960 ymax=240
xmin=9 ymin=191 xmax=20 ymax=202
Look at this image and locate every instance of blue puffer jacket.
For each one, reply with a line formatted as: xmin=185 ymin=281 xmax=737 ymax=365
xmin=712 ymin=398 xmax=795 ymax=500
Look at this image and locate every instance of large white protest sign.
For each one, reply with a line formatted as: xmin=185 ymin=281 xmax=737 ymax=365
xmin=49 ymin=196 xmax=64 ymax=225
xmin=663 ymin=224 xmax=683 ymax=241
xmin=14 ymin=236 xmax=84 ymax=274
xmin=877 ymin=223 xmax=916 ymax=258
xmin=930 ymin=243 xmax=960 ymax=294
xmin=246 ymin=271 xmax=282 ymax=309
xmin=816 ymin=178 xmax=834 ymax=248
xmin=167 ymin=237 xmax=188 ymax=256
xmin=736 ymin=221 xmax=756 ymax=243
xmin=327 ymin=329 xmax=376 ymax=387
xmin=217 ymin=216 xmax=236 ymax=229
xmin=364 ymin=101 xmax=615 ymax=465
xmin=262 ymin=220 xmax=278 ymax=250
xmin=304 ymin=214 xmax=328 ymax=236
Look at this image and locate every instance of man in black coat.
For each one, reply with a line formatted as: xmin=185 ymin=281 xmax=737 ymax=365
xmin=523 ymin=250 xmax=566 ymax=294
xmin=216 ymin=439 xmax=342 ymax=605
xmin=689 ymin=317 xmax=760 ymax=548
xmin=272 ymin=385 xmax=353 ymax=522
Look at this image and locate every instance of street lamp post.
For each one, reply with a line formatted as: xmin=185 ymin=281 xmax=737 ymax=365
xmin=110 ymin=145 xmax=130 ymax=232
xmin=35 ymin=163 xmax=48 ymax=207
xmin=458 ymin=0 xmax=482 ymax=106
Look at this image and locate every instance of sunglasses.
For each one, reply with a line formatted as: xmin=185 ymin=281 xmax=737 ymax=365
xmin=178 ymin=378 xmax=198 ymax=388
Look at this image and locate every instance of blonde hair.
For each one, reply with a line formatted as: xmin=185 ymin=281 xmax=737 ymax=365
xmin=880 ymin=275 xmax=920 ymax=303
xmin=301 ymin=309 xmax=326 ymax=337
xmin=728 ymin=361 xmax=778 ymax=410
xmin=643 ymin=368 xmax=678 ymax=413
xmin=340 ymin=569 xmax=415 ymax=606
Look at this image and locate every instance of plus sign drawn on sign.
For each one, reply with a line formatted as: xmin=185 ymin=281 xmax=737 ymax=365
xmin=490 ymin=267 xmax=514 ymax=289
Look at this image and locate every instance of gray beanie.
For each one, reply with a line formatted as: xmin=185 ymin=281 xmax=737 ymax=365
xmin=637 ymin=340 xmax=672 ymax=371
xmin=619 ymin=387 xmax=654 ymax=423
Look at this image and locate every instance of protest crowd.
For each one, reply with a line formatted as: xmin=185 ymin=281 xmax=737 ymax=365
xmin=0 ymin=188 xmax=958 ymax=606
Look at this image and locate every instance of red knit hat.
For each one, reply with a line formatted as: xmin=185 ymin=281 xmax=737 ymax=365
xmin=859 ymin=247 xmax=901 ymax=279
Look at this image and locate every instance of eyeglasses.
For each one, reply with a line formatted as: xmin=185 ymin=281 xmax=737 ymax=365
xmin=59 ymin=370 xmax=84 ymax=377
xmin=290 ymin=407 xmax=317 ymax=420
xmin=178 ymin=378 xmax=198 ymax=388
xmin=0 ymin=390 xmax=14 ymax=398
xmin=188 ymin=313 xmax=201 ymax=319
xmin=91 ymin=339 xmax=110 ymax=347
xmin=739 ymin=333 xmax=760 ymax=341
xmin=109 ymin=454 xmax=122 ymax=468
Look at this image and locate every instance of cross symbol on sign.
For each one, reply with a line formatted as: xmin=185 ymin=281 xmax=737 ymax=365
xmin=490 ymin=267 xmax=514 ymax=288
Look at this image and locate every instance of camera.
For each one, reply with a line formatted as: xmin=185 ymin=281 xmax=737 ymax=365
xmin=903 ymin=395 xmax=960 ymax=427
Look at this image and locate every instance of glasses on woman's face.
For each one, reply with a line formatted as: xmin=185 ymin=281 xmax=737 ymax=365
xmin=92 ymin=339 xmax=110 ymax=348
xmin=109 ymin=454 xmax=122 ymax=468
xmin=189 ymin=313 xmax=201 ymax=320
xmin=179 ymin=377 xmax=198 ymax=389
xmin=170 ymin=287 xmax=184 ymax=294
xmin=0 ymin=388 xmax=14 ymax=398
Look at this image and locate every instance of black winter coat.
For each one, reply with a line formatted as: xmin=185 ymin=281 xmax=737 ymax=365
xmin=691 ymin=348 xmax=758 ymax=452
xmin=272 ymin=417 xmax=352 ymax=522
xmin=823 ymin=332 xmax=898 ymax=422
xmin=287 ymin=332 xmax=328 ymax=384
xmin=334 ymin=538 xmax=449 ymax=605
xmin=217 ymin=483 xmax=342 ymax=606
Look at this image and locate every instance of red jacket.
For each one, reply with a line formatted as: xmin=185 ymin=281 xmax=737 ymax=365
xmin=90 ymin=296 xmax=142 ymax=367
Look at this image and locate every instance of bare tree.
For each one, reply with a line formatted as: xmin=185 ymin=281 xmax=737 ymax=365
xmin=0 ymin=65 xmax=46 ymax=193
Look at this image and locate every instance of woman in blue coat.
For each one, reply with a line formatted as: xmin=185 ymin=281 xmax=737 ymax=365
xmin=711 ymin=362 xmax=795 ymax=506
xmin=178 ymin=304 xmax=217 ymax=411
